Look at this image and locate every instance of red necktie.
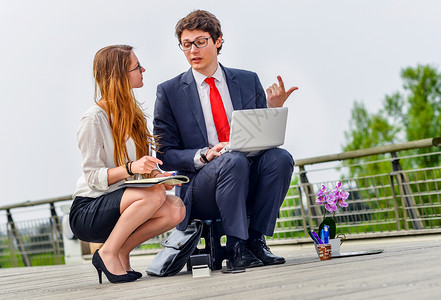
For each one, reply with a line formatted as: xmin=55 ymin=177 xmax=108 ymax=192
xmin=205 ymin=77 xmax=230 ymax=142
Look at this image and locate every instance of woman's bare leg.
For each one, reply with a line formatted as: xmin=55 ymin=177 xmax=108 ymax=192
xmin=118 ymin=195 xmax=185 ymax=270
xmin=97 ymin=185 xmax=168 ymax=275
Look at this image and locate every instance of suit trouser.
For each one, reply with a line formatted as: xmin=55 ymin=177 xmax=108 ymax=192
xmin=189 ymin=148 xmax=294 ymax=240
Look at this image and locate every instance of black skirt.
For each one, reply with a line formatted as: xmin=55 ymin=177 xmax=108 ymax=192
xmin=69 ymin=188 xmax=126 ymax=243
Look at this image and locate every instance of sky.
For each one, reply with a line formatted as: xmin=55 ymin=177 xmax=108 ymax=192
xmin=1 ymin=0 xmax=441 ymax=212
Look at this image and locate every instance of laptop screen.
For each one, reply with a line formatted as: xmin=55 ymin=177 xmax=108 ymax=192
xmin=228 ymin=107 xmax=288 ymax=152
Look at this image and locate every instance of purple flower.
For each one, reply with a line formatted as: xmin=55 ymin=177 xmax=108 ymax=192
xmin=336 ymin=190 xmax=349 ymax=207
xmin=316 ymin=182 xmax=350 ymax=212
xmin=338 ymin=199 xmax=349 ymax=208
xmin=316 ymin=185 xmax=328 ymax=205
xmin=325 ymin=202 xmax=338 ymax=213
xmin=326 ymin=192 xmax=336 ymax=204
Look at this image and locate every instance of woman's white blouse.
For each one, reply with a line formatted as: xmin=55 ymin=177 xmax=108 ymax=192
xmin=73 ymin=105 xmax=136 ymax=198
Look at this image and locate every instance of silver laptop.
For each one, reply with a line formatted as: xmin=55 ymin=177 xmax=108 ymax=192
xmin=220 ymin=107 xmax=288 ymax=154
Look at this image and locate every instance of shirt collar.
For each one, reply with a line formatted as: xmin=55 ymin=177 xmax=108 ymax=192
xmin=192 ymin=63 xmax=225 ymax=86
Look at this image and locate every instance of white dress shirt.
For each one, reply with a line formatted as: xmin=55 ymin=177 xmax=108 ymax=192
xmin=73 ymin=105 xmax=137 ymax=198
xmin=192 ymin=64 xmax=234 ymax=168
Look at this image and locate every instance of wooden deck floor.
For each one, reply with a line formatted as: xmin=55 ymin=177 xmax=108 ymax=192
xmin=1 ymin=234 xmax=440 ymax=300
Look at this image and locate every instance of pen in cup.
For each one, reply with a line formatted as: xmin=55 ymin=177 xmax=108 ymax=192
xmin=308 ymin=231 xmax=320 ymax=244
xmin=311 ymin=231 xmax=323 ymax=244
xmin=324 ymin=225 xmax=329 ymax=244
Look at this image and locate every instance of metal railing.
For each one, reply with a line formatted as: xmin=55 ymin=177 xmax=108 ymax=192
xmin=1 ymin=137 xmax=440 ymax=267
xmin=272 ymin=137 xmax=441 ymax=242
xmin=0 ymin=196 xmax=71 ymax=268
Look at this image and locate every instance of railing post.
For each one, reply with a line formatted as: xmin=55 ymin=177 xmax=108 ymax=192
xmin=389 ymin=174 xmax=401 ymax=231
xmin=6 ymin=209 xmax=31 ymax=267
xmin=50 ymin=202 xmax=62 ymax=239
xmin=299 ymin=166 xmax=320 ymax=230
xmin=50 ymin=217 xmax=62 ymax=265
xmin=7 ymin=225 xmax=18 ymax=267
xmin=390 ymin=152 xmax=424 ymax=230
xmin=296 ymin=186 xmax=310 ymax=237
xmin=50 ymin=202 xmax=63 ymax=264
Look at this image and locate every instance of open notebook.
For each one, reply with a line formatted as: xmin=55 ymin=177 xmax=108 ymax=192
xmin=124 ymin=175 xmax=189 ymax=187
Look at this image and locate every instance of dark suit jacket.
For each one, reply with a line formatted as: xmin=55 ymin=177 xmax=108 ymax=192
xmin=153 ymin=64 xmax=267 ymax=229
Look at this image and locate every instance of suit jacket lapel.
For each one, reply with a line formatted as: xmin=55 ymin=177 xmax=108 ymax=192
xmin=182 ymin=69 xmax=208 ymax=144
xmin=221 ymin=64 xmax=243 ymax=110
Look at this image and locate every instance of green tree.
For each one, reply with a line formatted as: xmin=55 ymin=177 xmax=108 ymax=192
xmin=343 ymin=64 xmax=441 ymax=177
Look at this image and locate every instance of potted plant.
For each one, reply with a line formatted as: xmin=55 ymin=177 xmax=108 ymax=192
xmin=316 ymin=182 xmax=349 ymax=240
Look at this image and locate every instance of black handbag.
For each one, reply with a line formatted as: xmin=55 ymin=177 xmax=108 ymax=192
xmin=146 ymin=220 xmax=203 ymax=276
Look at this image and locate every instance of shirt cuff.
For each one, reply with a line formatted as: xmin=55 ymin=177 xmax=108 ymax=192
xmin=89 ymin=167 xmax=110 ymax=191
xmin=194 ymin=149 xmax=205 ymax=170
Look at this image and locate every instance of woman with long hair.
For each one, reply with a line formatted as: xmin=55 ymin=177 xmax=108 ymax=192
xmin=70 ymin=45 xmax=185 ymax=284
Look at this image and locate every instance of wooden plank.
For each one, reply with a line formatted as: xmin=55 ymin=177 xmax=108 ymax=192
xmin=0 ymin=235 xmax=440 ymax=299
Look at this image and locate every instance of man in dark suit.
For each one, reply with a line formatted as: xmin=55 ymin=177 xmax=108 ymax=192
xmin=154 ymin=10 xmax=297 ymax=269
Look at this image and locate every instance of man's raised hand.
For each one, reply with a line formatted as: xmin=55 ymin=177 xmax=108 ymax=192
xmin=266 ymin=75 xmax=298 ymax=108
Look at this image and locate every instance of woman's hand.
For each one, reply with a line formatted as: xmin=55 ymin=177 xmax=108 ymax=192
xmin=158 ymin=172 xmax=176 ymax=191
xmin=131 ymin=156 xmax=163 ymax=175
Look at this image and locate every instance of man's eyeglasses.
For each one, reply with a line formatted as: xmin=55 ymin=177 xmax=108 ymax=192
xmin=129 ymin=63 xmax=143 ymax=72
xmin=179 ymin=37 xmax=211 ymax=51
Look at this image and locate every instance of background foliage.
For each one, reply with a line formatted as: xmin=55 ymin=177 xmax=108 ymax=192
xmin=343 ymin=64 xmax=441 ymax=177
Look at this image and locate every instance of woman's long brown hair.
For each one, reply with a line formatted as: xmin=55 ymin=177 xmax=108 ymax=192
xmin=93 ymin=45 xmax=156 ymax=175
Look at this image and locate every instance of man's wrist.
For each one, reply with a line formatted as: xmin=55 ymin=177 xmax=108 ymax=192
xmin=200 ymin=147 xmax=210 ymax=164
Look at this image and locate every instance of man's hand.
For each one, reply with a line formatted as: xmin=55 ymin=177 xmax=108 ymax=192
xmin=266 ymin=75 xmax=298 ymax=108
xmin=203 ymin=142 xmax=228 ymax=163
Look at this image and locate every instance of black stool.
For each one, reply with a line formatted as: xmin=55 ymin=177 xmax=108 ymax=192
xmin=187 ymin=219 xmax=227 ymax=271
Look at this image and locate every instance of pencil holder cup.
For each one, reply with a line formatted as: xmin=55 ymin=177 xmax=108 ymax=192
xmin=314 ymin=237 xmax=343 ymax=257
xmin=316 ymin=244 xmax=332 ymax=260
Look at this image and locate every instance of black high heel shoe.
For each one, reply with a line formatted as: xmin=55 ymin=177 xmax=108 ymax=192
xmin=128 ymin=269 xmax=142 ymax=279
xmin=92 ymin=250 xmax=138 ymax=284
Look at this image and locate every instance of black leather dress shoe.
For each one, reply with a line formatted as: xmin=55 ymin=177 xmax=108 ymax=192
xmin=248 ymin=238 xmax=286 ymax=265
xmin=227 ymin=241 xmax=264 ymax=269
